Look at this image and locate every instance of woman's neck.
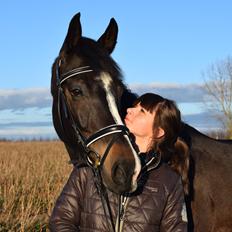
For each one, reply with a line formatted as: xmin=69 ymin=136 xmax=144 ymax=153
xmin=135 ymin=136 xmax=152 ymax=153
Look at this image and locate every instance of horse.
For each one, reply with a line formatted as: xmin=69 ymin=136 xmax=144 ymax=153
xmin=181 ymin=124 xmax=232 ymax=231
xmin=51 ymin=13 xmax=232 ymax=231
xmin=50 ymin=12 xmax=141 ymax=195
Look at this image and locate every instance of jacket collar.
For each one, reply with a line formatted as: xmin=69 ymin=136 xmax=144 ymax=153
xmin=139 ymin=151 xmax=161 ymax=173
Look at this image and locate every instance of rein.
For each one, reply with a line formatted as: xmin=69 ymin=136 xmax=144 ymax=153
xmin=55 ymin=59 xmax=132 ymax=232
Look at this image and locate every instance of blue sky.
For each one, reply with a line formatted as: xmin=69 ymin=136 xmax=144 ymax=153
xmin=1 ymin=1 xmax=231 ymax=139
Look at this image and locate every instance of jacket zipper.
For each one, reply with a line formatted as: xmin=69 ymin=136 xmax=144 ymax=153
xmin=115 ymin=195 xmax=129 ymax=232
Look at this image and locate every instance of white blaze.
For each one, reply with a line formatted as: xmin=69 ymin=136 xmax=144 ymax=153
xmin=100 ymin=72 xmax=141 ymax=187
xmin=101 ymin=73 xmax=123 ymax=124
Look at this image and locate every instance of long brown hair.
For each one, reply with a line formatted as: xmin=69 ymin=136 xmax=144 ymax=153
xmin=134 ymin=93 xmax=189 ymax=194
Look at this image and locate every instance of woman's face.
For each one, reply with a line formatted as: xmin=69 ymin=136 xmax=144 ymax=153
xmin=124 ymin=103 xmax=155 ymax=139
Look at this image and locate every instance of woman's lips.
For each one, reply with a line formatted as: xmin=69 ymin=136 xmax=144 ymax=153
xmin=124 ymin=117 xmax=129 ymax=123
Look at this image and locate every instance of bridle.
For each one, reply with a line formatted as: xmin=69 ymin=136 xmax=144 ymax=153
xmin=55 ymin=59 xmax=135 ymax=231
xmin=55 ymin=59 xmax=132 ymax=168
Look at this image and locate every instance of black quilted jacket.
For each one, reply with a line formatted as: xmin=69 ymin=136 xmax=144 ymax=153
xmin=49 ymin=158 xmax=187 ymax=232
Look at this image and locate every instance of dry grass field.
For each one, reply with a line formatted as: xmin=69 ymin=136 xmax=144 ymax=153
xmin=0 ymin=140 xmax=73 ymax=231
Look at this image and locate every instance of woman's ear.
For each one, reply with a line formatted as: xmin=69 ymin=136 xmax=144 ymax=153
xmin=155 ymin=127 xmax=165 ymax=138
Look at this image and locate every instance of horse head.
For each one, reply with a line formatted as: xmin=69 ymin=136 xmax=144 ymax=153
xmin=51 ymin=13 xmax=141 ymax=194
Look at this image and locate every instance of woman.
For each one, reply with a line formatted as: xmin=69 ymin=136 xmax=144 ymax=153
xmin=49 ymin=93 xmax=189 ymax=232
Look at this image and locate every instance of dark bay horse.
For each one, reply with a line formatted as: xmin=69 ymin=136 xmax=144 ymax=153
xmin=51 ymin=13 xmax=141 ymax=194
xmin=182 ymin=125 xmax=232 ymax=231
xmin=51 ymin=13 xmax=232 ymax=231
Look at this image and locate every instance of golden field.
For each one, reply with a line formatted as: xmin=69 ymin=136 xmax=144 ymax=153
xmin=0 ymin=140 xmax=73 ymax=231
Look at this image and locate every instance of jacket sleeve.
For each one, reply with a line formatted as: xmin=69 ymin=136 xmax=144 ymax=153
xmin=49 ymin=166 xmax=87 ymax=232
xmin=160 ymin=176 xmax=188 ymax=232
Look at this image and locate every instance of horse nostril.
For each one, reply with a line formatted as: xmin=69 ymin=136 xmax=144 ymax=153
xmin=112 ymin=161 xmax=133 ymax=186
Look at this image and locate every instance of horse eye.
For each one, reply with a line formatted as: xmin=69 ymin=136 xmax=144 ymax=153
xmin=70 ymin=88 xmax=83 ymax=97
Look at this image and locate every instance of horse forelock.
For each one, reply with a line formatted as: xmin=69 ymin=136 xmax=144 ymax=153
xmin=77 ymin=38 xmax=123 ymax=80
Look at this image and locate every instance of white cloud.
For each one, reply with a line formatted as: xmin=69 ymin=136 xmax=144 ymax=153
xmin=0 ymin=84 xmax=222 ymax=139
xmin=0 ymin=84 xmax=208 ymax=111
xmin=129 ymin=82 xmax=207 ymax=103
xmin=0 ymin=88 xmax=52 ymax=110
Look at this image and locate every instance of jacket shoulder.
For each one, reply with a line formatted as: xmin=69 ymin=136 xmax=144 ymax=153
xmin=149 ymin=162 xmax=181 ymax=194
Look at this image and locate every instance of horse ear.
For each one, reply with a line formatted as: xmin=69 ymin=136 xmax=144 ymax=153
xmin=60 ymin=12 xmax=82 ymax=54
xmin=97 ymin=18 xmax=118 ymax=54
